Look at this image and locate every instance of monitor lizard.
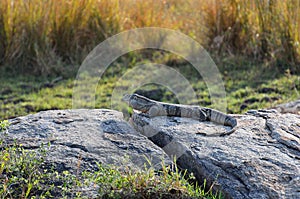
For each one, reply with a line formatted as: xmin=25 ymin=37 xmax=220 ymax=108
xmin=122 ymin=93 xmax=237 ymax=136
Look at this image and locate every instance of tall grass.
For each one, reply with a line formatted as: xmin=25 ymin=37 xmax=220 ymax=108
xmin=0 ymin=0 xmax=299 ymax=75
xmin=0 ymin=0 xmax=120 ymax=74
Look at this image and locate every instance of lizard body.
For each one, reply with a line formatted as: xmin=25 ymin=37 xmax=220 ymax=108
xmin=122 ymin=94 xmax=237 ymax=135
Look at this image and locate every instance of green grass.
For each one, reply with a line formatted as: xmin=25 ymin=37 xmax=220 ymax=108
xmin=1 ymin=55 xmax=299 ymax=120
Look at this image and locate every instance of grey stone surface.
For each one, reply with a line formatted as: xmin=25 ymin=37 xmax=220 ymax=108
xmin=271 ymin=100 xmax=300 ymax=114
xmin=132 ymin=109 xmax=300 ymax=199
xmin=2 ymin=108 xmax=299 ymax=198
xmin=2 ymin=109 xmax=171 ymax=174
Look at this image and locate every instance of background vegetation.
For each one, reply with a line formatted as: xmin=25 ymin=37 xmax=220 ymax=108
xmin=0 ymin=0 xmax=299 ymax=119
xmin=0 ymin=0 xmax=299 ymax=120
xmin=0 ymin=0 xmax=300 ymax=74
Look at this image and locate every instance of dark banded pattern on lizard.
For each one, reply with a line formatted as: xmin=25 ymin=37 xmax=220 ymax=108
xmin=122 ymin=93 xmax=237 ymax=135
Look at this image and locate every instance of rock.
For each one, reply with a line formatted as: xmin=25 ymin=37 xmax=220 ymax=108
xmin=132 ymin=109 xmax=300 ymax=199
xmin=2 ymin=108 xmax=300 ymax=198
xmin=271 ymin=100 xmax=300 ymax=114
xmin=2 ymin=109 xmax=171 ymax=197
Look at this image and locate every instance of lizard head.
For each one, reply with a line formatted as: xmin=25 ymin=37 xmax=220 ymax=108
xmin=122 ymin=93 xmax=154 ymax=112
xmin=122 ymin=93 xmax=145 ymax=105
xmin=121 ymin=94 xmax=131 ymax=104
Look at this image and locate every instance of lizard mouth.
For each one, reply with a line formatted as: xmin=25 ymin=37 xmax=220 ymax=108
xmin=121 ymin=94 xmax=131 ymax=104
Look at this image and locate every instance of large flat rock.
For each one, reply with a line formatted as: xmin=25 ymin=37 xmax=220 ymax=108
xmin=132 ymin=110 xmax=300 ymax=199
xmin=2 ymin=109 xmax=171 ymax=173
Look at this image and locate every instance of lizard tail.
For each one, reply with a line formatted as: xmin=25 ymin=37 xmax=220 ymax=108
xmin=204 ymin=108 xmax=237 ymax=128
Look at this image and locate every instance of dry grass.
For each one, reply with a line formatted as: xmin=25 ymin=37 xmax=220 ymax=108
xmin=0 ymin=0 xmax=299 ymax=75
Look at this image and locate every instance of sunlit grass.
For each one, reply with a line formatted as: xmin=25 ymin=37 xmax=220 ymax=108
xmin=0 ymin=0 xmax=299 ymax=75
xmin=0 ymin=60 xmax=299 ymax=120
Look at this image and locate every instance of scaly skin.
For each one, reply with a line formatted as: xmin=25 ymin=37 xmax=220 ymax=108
xmin=122 ymin=93 xmax=237 ymax=135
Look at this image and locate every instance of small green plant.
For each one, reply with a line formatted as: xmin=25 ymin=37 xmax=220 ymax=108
xmin=81 ymin=160 xmax=222 ymax=199
xmin=0 ymin=141 xmax=84 ymax=198
xmin=0 ymin=142 xmax=50 ymax=198
xmin=0 ymin=120 xmax=9 ymax=131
